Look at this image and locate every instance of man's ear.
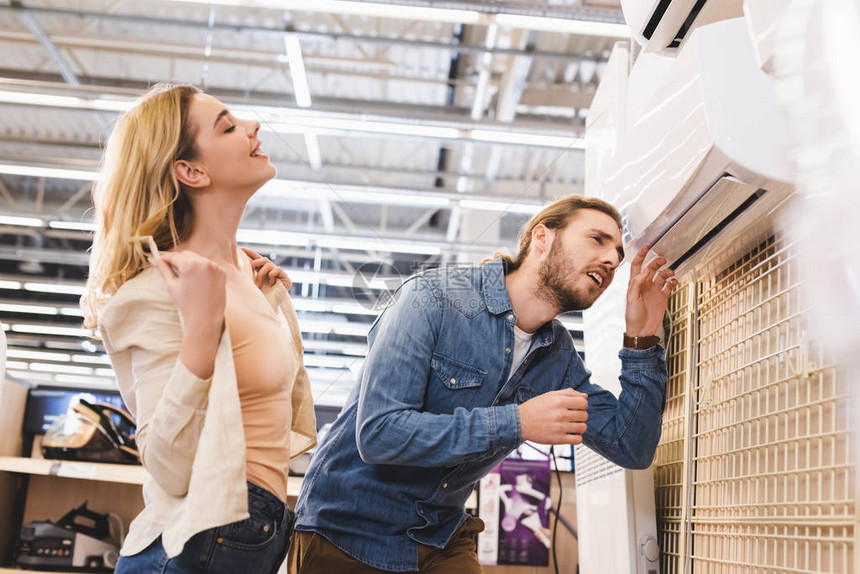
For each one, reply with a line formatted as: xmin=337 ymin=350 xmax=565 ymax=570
xmin=532 ymin=224 xmax=553 ymax=256
xmin=174 ymin=160 xmax=210 ymax=189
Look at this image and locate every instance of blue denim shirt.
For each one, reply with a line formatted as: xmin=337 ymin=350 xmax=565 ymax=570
xmin=294 ymin=258 xmax=667 ymax=572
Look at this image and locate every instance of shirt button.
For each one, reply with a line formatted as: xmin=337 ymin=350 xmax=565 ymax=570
xmin=450 ymin=378 xmax=456 ymax=384
xmin=507 ymin=313 xmax=514 ymax=321
xmin=442 ymin=482 xmax=448 ymax=488
xmin=505 ymin=347 xmax=511 ymax=354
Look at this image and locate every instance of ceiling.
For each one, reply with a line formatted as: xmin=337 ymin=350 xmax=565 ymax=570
xmin=0 ymin=0 xmax=625 ymax=407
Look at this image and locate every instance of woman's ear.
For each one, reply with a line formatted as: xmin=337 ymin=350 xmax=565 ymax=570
xmin=174 ymin=160 xmax=210 ymax=189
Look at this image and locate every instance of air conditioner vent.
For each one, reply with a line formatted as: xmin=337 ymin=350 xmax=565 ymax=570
xmin=670 ymin=0 xmax=708 ymax=48
xmin=642 ymin=0 xmax=712 ymax=50
xmin=669 ymin=188 xmax=766 ymax=271
xmin=642 ymin=0 xmax=673 ymax=40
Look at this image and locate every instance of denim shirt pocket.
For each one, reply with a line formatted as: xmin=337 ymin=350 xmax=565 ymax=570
xmin=427 ymin=353 xmax=487 ymax=412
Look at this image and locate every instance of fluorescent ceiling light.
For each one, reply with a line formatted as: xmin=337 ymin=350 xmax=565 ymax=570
xmin=6 ymin=362 xmax=29 ymax=371
xmin=289 ymin=299 xmax=332 ymax=313
xmin=163 ymin=0 xmax=628 ymax=37
xmin=302 ymin=355 xmax=357 ymax=369
xmin=299 ymin=319 xmax=369 ymax=337
xmin=239 ymin=233 xmax=441 ymax=257
xmin=70 ymin=354 xmax=112 ymax=365
xmin=11 ymin=324 xmax=93 ymax=337
xmin=89 ymin=98 xmax=135 ymax=113
xmin=53 ymin=374 xmax=118 ymax=389
xmin=284 ymin=33 xmax=312 ymax=108
xmin=95 ymin=368 xmax=117 ymax=377
xmin=0 ymin=303 xmax=59 ymax=315
xmin=0 ymin=280 xmax=21 ymax=290
xmin=291 ymin=298 xmax=380 ymax=316
xmin=302 ymin=340 xmax=367 ymax=356
xmin=332 ymin=324 xmax=372 ymax=337
xmin=235 ymin=229 xmax=309 ymax=247
xmin=166 ymin=0 xmax=481 ymax=24
xmin=322 ymin=274 xmax=401 ymax=290
xmin=458 ymin=199 xmax=543 ymax=215
xmin=305 ymin=368 xmax=357 ymax=382
xmin=259 ymin=180 xmax=452 ymax=208
xmin=495 ymin=14 xmax=629 ymax=38
xmin=268 ymin=114 xmax=584 ymax=148
xmin=329 ymin=303 xmax=380 ymax=316
xmin=0 ymin=215 xmax=44 ymax=227
xmin=0 ymin=90 xmax=585 ymax=149
xmin=8 ymin=371 xmax=54 ymax=383
xmin=30 ymin=362 xmax=94 ymax=375
xmin=23 ymin=282 xmax=87 ymax=296
xmin=59 ymin=307 xmax=85 ymax=317
xmin=49 ymin=221 xmax=97 ymax=232
xmin=470 ymin=129 xmax=586 ymax=149
xmin=0 ymin=91 xmax=83 ymax=108
xmin=0 ymin=90 xmax=133 ymax=112
xmin=272 ymin=117 xmax=462 ymax=140
xmin=316 ymin=237 xmax=440 ymax=255
xmin=7 ymin=349 xmax=71 ymax=362
xmin=0 ymin=163 xmax=98 ymax=181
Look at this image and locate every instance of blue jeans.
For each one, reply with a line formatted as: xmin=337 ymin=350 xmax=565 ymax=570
xmin=115 ymin=482 xmax=294 ymax=574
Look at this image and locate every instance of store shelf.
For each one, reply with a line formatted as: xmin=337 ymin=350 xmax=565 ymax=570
xmin=0 ymin=569 xmax=66 ymax=573
xmin=0 ymin=457 xmax=304 ymax=497
xmin=0 ymin=456 xmax=146 ymax=485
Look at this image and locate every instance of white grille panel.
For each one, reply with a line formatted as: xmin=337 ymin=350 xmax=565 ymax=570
xmin=575 ymin=444 xmax=623 ymax=487
xmin=655 ymin=282 xmax=695 ymax=574
xmin=654 ymin=236 xmax=856 ymax=573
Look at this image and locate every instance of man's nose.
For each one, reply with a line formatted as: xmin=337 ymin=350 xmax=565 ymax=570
xmin=604 ymin=248 xmax=621 ymax=269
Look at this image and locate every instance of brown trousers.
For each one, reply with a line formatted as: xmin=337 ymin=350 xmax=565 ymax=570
xmin=288 ymin=516 xmax=485 ymax=573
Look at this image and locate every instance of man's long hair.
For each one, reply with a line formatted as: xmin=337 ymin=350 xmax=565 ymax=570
xmin=490 ymin=195 xmax=622 ymax=270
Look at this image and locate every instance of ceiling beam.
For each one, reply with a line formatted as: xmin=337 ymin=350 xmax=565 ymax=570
xmin=0 ymin=4 xmax=615 ymax=62
xmin=11 ymin=1 xmax=111 ymax=137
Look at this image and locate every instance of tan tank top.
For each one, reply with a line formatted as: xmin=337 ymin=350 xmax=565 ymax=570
xmin=224 ymin=267 xmax=297 ymax=501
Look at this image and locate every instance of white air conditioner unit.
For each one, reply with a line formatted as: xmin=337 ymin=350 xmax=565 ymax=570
xmin=600 ymin=16 xmax=794 ymax=279
xmin=742 ymin=0 xmax=783 ymax=72
xmin=577 ymin=266 xmax=661 ymax=574
xmin=621 ymin=0 xmax=744 ymax=55
xmin=578 ymin=15 xmax=794 ymax=574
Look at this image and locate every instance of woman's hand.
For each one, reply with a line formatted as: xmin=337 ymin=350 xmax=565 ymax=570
xmin=151 ymin=251 xmax=225 ymax=379
xmin=242 ymin=247 xmax=292 ymax=289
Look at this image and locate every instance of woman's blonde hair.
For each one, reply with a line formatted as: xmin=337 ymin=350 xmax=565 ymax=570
xmin=488 ymin=195 xmax=622 ymax=270
xmin=82 ymin=83 xmax=200 ymax=328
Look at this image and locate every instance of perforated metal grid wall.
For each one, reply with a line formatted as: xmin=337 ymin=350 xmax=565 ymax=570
xmin=655 ymin=282 xmax=695 ymax=574
xmin=654 ymin=236 xmax=856 ymax=573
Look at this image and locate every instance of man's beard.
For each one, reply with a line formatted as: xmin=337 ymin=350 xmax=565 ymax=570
xmin=536 ymin=238 xmax=598 ymax=313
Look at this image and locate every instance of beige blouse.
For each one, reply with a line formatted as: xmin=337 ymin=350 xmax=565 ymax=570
xmin=99 ymin=252 xmax=316 ymax=558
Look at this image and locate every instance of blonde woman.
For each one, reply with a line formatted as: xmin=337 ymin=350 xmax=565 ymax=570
xmin=82 ymin=83 xmax=316 ymax=573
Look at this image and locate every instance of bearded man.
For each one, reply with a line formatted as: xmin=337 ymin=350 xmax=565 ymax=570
xmin=290 ymin=195 xmax=678 ymax=574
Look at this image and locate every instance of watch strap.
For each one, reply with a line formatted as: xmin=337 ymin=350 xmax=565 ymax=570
xmin=623 ymin=333 xmax=660 ymax=350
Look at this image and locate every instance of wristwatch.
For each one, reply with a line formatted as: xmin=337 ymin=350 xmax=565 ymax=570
xmin=623 ymin=333 xmax=660 ymax=350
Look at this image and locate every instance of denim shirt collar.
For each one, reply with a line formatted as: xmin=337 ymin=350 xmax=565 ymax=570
xmin=480 ymin=257 xmax=513 ymax=315
xmin=481 ymin=257 xmax=555 ymax=348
